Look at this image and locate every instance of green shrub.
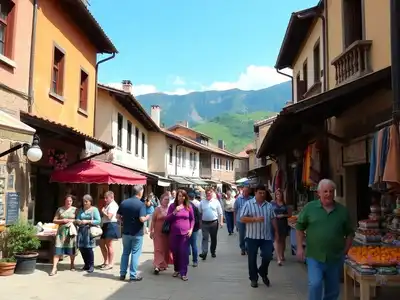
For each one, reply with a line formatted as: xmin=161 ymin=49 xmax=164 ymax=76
xmin=3 ymin=221 xmax=40 ymax=257
xmin=0 ymin=257 xmax=16 ymax=263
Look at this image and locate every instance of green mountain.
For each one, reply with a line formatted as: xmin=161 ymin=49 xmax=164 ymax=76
xmin=137 ymin=81 xmax=291 ymax=126
xmin=193 ymin=111 xmax=276 ymax=153
xmin=136 ymin=81 xmax=291 ymax=152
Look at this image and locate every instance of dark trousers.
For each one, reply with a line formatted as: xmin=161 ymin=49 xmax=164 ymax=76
xmin=237 ymin=222 xmax=247 ymax=251
xmin=225 ymin=211 xmax=234 ymax=234
xmin=79 ymin=247 xmax=94 ymax=269
xmin=246 ymin=239 xmax=273 ymax=282
xmin=201 ymin=220 xmax=219 ymax=255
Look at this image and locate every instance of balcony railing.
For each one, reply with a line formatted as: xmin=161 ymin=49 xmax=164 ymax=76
xmin=331 ymin=40 xmax=372 ymax=85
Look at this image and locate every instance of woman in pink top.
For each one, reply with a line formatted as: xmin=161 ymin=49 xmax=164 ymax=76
xmin=166 ymin=189 xmax=194 ymax=281
xmin=150 ymin=192 xmax=173 ymax=274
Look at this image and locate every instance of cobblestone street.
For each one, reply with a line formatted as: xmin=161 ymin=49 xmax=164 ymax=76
xmin=0 ymin=232 xmax=308 ymax=300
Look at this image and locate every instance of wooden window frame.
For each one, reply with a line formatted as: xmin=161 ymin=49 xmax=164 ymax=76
xmin=117 ymin=113 xmax=123 ymax=148
xmin=141 ymin=132 xmax=145 ymax=159
xmin=341 ymin=0 xmax=365 ymax=50
xmin=313 ymin=40 xmax=321 ymax=84
xmin=50 ymin=44 xmax=66 ymax=99
xmin=302 ymin=59 xmax=308 ymax=92
xmin=79 ymin=68 xmax=89 ymax=113
xmin=134 ymin=127 xmax=139 ymax=156
xmin=127 ymin=121 xmax=132 ymax=152
xmin=0 ymin=0 xmax=16 ymax=60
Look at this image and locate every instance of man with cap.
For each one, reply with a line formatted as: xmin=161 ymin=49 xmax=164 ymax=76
xmin=188 ymin=189 xmax=201 ymax=267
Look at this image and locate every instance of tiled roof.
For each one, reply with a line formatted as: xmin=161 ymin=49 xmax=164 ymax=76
xmin=161 ymin=128 xmax=238 ymax=159
xmin=254 ymin=115 xmax=278 ymax=127
xmin=20 ymin=112 xmax=114 ymax=149
xmin=168 ymin=124 xmax=212 ymax=139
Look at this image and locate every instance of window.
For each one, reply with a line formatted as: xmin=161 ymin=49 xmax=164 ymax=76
xmin=313 ymin=41 xmax=321 ymax=84
xmin=127 ymin=121 xmax=132 ymax=152
xmin=343 ymin=0 xmax=363 ymax=48
xmin=135 ymin=127 xmax=139 ymax=155
xmin=51 ymin=46 xmax=65 ymax=96
xmin=79 ymin=70 xmax=88 ymax=111
xmin=177 ymin=147 xmax=182 ymax=165
xmin=231 ymin=160 xmax=234 ymax=171
xmin=182 ymin=148 xmax=186 ymax=167
xmin=302 ymin=59 xmax=308 ymax=92
xmin=193 ymin=153 xmax=197 ymax=169
xmin=296 ymin=72 xmax=306 ymax=101
xmin=189 ymin=152 xmax=193 ymax=167
xmin=0 ymin=1 xmax=15 ymax=58
xmin=141 ymin=132 xmax=145 ymax=158
xmin=168 ymin=144 xmax=173 ymax=164
xmin=117 ymin=113 xmax=123 ymax=148
xmin=213 ymin=157 xmax=216 ymax=169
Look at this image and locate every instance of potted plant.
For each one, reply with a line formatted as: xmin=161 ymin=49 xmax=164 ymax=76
xmin=0 ymin=257 xmax=16 ymax=276
xmin=6 ymin=221 xmax=41 ymax=274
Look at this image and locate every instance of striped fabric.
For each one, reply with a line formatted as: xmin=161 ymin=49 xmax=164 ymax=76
xmin=234 ymin=195 xmax=251 ymax=222
xmin=239 ymin=199 xmax=276 ymax=240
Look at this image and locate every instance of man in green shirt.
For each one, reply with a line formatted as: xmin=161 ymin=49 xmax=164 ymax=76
xmin=296 ymin=179 xmax=354 ymax=300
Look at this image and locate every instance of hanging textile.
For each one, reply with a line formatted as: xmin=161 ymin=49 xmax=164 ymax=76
xmin=302 ymin=145 xmax=311 ymax=184
xmin=309 ymin=143 xmax=321 ymax=185
xmin=383 ymin=124 xmax=400 ymax=189
xmin=368 ymin=132 xmax=377 ymax=187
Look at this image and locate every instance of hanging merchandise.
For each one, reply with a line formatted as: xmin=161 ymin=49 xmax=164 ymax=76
xmin=368 ymin=126 xmax=390 ymax=189
xmin=301 ymin=143 xmax=321 ymax=187
xmin=383 ymin=124 xmax=400 ymax=191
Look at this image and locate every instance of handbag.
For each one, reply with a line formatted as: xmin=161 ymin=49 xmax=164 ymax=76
xmin=89 ymin=210 xmax=103 ymax=238
xmin=161 ymin=220 xmax=170 ymax=235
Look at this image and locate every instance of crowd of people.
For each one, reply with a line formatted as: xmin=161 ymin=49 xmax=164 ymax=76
xmin=48 ymin=178 xmax=353 ymax=300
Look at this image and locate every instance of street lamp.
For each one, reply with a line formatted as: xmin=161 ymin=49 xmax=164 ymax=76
xmin=0 ymin=134 xmax=43 ymax=162
xmin=26 ymin=136 xmax=42 ymax=162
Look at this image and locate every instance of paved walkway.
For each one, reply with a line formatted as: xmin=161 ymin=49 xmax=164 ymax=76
xmin=0 ymin=232 xmax=308 ymax=300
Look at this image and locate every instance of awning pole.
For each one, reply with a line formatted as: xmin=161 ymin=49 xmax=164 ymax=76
xmin=391 ymin=0 xmax=400 ymax=121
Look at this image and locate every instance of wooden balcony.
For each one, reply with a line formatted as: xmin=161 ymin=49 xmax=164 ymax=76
xmin=331 ymin=40 xmax=372 ymax=85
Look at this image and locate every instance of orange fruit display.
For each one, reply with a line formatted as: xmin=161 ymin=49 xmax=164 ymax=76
xmin=348 ymin=246 xmax=400 ymax=266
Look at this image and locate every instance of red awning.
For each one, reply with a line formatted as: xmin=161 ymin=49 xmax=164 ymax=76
xmin=50 ymin=160 xmax=146 ymax=185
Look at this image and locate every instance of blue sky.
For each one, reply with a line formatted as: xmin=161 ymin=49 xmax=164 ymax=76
xmin=90 ymin=0 xmax=317 ymax=95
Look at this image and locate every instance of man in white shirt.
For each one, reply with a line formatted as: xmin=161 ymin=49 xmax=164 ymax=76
xmin=168 ymin=190 xmax=176 ymax=206
xmin=198 ymin=189 xmax=223 ymax=260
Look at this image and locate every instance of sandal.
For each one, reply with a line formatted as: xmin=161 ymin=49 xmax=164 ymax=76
xmin=154 ymin=268 xmax=160 ymax=275
xmin=101 ymin=265 xmax=113 ymax=270
xmin=172 ymin=272 xmax=179 ymax=277
xmin=49 ymin=270 xmax=57 ymax=276
xmin=181 ymin=275 xmax=188 ymax=281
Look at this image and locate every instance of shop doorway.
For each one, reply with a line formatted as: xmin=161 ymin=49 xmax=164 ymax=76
xmin=356 ymin=163 xmax=370 ymax=222
xmin=34 ymin=167 xmax=60 ymax=223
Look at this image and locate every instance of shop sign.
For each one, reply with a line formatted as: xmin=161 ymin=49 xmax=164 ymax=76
xmin=5 ymin=192 xmax=20 ymax=225
xmin=342 ymin=139 xmax=367 ymax=166
xmin=85 ymin=140 xmax=103 ymax=155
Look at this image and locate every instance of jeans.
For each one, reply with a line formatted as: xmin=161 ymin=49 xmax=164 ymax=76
xmin=246 ymin=238 xmax=273 ymax=282
xmin=188 ymin=230 xmax=199 ymax=263
xmin=236 ymin=222 xmax=247 ymax=251
xmin=307 ymin=257 xmax=342 ymax=300
xmin=120 ymin=234 xmax=144 ymax=279
xmin=79 ymin=247 xmax=94 ymax=269
xmin=225 ymin=211 xmax=234 ymax=234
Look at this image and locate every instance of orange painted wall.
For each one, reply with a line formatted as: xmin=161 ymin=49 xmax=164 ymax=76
xmin=32 ymin=0 xmax=97 ymax=135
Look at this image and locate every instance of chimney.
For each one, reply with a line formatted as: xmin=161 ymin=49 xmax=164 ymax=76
xmin=122 ymin=80 xmax=133 ymax=94
xmin=151 ymin=105 xmax=161 ymax=127
xmin=218 ymin=140 xmax=225 ymax=150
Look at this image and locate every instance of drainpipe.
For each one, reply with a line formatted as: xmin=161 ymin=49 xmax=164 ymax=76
xmin=27 ymin=0 xmax=38 ymax=113
xmin=276 ymin=69 xmax=294 ymax=102
xmin=94 ymin=53 xmax=116 ymax=136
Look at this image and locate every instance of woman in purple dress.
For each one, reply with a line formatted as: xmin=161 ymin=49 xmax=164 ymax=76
xmin=166 ymin=189 xmax=194 ymax=281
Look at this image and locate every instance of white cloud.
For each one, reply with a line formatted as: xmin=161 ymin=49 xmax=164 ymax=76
xmin=105 ymin=65 xmax=292 ymax=96
xmin=172 ymin=76 xmax=186 ymax=86
xmin=205 ymin=65 xmax=291 ymax=91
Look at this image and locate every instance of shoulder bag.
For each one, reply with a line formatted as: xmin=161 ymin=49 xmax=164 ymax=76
xmin=90 ymin=209 xmax=103 ymax=238
xmin=161 ymin=220 xmax=170 ymax=235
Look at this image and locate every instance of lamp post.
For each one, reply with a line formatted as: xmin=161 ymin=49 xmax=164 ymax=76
xmin=0 ymin=134 xmax=43 ymax=162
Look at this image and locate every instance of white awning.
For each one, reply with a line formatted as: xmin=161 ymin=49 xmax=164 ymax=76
xmin=0 ymin=110 xmax=35 ymax=143
xmin=158 ymin=179 xmax=171 ymax=187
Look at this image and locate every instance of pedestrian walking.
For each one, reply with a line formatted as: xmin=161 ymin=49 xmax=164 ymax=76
xmin=240 ymin=185 xmax=278 ymax=288
xmin=271 ymin=189 xmax=291 ymax=266
xmin=234 ymin=186 xmax=251 ymax=255
xmin=296 ymin=179 xmax=354 ymax=300
xmin=117 ymin=185 xmax=150 ymax=282
xmin=98 ymin=191 xmax=120 ymax=270
xmin=188 ymin=190 xmax=201 ymax=267
xmin=150 ymin=192 xmax=173 ymax=274
xmin=76 ymin=194 xmax=101 ymax=274
xmin=198 ymin=188 xmax=223 ymax=260
xmin=222 ymin=190 xmax=235 ymax=235
xmin=166 ymin=189 xmax=194 ymax=281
